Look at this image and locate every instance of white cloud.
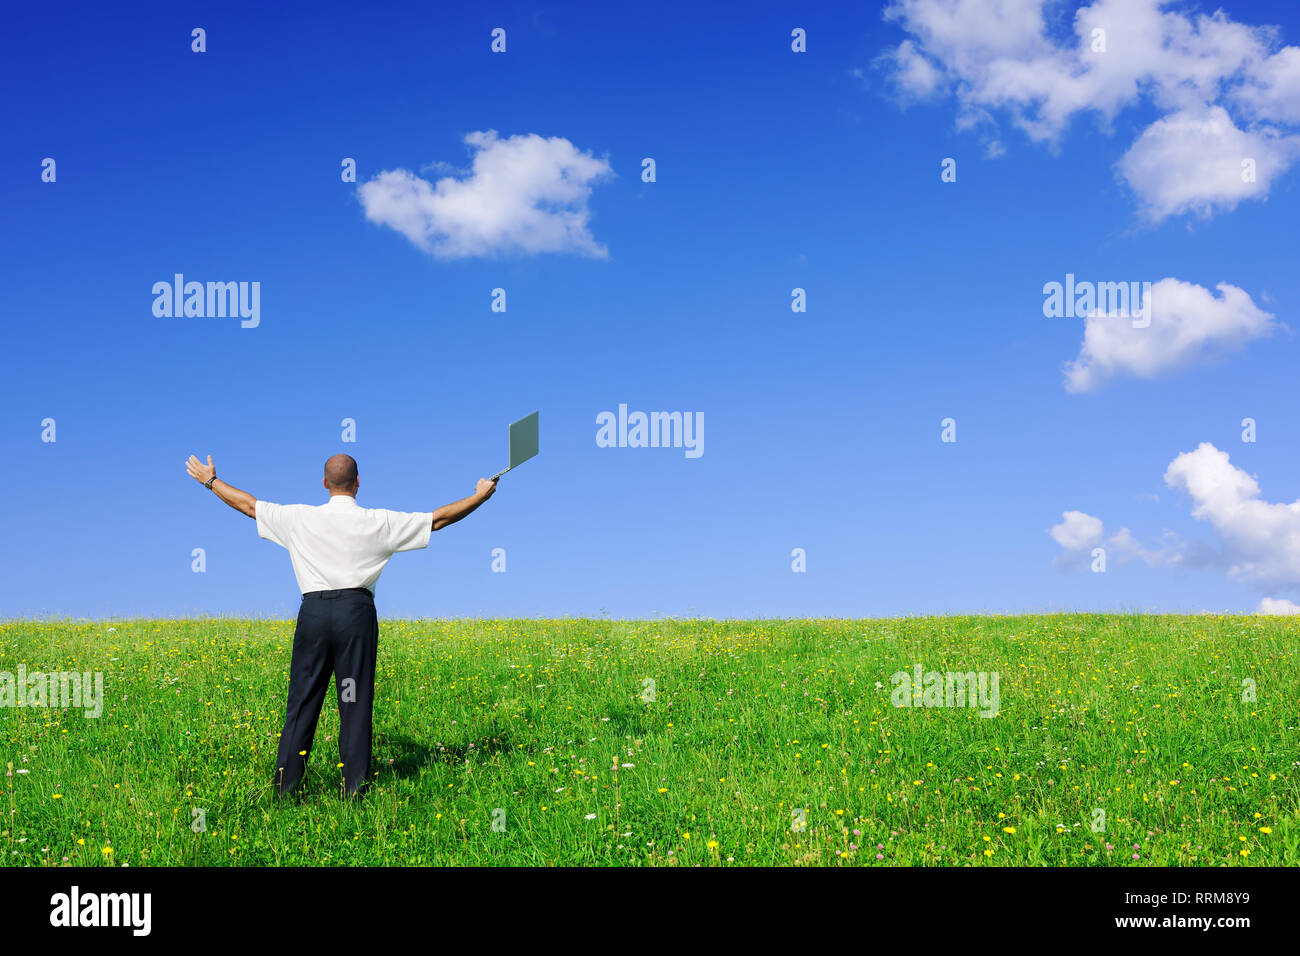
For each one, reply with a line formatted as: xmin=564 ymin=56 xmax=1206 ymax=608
xmin=1164 ymin=442 xmax=1300 ymax=592
xmin=1050 ymin=509 xmax=1103 ymax=550
xmin=880 ymin=0 xmax=1300 ymax=221
xmin=1049 ymin=510 xmax=1183 ymax=569
xmin=1257 ymin=596 xmax=1300 ymax=614
xmin=1063 ymin=277 xmax=1276 ymax=393
xmin=884 ymin=0 xmax=1051 ymax=90
xmin=1107 ymin=526 xmax=1182 ymax=568
xmin=1116 ymin=106 xmax=1300 ymax=222
xmin=1051 ymin=444 xmax=1300 ymax=606
xmin=358 ymin=131 xmax=613 ymax=259
xmin=880 ymin=39 xmax=948 ymax=100
xmin=1048 ymin=510 xmax=1103 ymax=567
xmin=1233 ymin=46 xmax=1300 ymax=123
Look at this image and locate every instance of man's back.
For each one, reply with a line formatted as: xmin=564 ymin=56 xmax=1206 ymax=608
xmin=185 ymin=451 xmax=497 ymax=797
xmin=255 ymin=495 xmax=433 ymax=595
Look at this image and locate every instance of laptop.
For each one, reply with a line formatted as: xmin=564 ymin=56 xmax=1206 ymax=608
xmin=490 ymin=411 xmax=539 ymax=481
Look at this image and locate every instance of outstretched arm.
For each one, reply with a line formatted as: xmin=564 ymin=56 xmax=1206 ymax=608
xmin=186 ymin=454 xmax=256 ymax=518
xmin=432 ymin=477 xmax=497 ymax=532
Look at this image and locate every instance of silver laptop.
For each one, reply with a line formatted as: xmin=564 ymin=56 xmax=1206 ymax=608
xmin=490 ymin=411 xmax=539 ymax=481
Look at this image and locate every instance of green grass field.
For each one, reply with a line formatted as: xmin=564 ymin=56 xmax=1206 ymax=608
xmin=3 ymin=615 xmax=1296 ymax=866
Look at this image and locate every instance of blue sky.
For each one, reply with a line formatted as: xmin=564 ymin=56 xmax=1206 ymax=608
xmin=4 ymin=0 xmax=1300 ymax=619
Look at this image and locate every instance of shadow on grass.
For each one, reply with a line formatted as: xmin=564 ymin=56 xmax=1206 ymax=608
xmin=377 ymin=728 xmax=517 ymax=780
xmin=235 ymin=727 xmax=522 ymax=803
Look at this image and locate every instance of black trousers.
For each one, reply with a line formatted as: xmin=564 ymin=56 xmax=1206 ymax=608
xmin=273 ymin=587 xmax=378 ymax=796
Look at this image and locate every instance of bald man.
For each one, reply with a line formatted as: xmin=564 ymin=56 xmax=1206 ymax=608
xmin=185 ymin=452 xmax=497 ymax=797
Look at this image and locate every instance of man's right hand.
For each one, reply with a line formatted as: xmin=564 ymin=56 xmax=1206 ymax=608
xmin=476 ymin=477 xmax=498 ymax=499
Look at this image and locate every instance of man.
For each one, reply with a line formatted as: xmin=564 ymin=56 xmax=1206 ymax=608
xmin=184 ymin=452 xmax=496 ymax=797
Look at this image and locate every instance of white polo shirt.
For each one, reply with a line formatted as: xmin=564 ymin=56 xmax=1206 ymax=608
xmin=254 ymin=494 xmax=433 ymax=596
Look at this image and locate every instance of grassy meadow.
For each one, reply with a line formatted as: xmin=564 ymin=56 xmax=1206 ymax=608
xmin=2 ymin=615 xmax=1297 ymax=866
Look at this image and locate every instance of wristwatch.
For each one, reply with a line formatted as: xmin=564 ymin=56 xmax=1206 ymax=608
xmin=204 ymin=474 xmax=217 ymax=490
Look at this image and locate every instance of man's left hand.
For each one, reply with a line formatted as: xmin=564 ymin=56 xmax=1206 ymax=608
xmin=187 ymin=454 xmax=217 ymax=486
